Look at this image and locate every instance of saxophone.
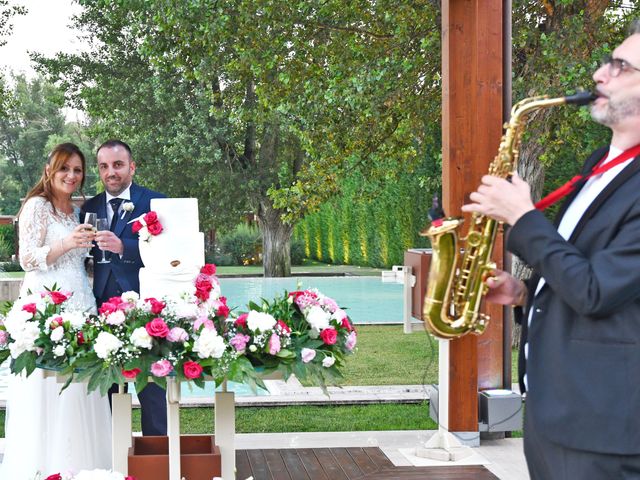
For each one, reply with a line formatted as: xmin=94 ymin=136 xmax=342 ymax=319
xmin=420 ymin=91 xmax=596 ymax=339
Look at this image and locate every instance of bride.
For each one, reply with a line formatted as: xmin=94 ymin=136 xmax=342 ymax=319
xmin=1 ymin=143 xmax=112 ymax=478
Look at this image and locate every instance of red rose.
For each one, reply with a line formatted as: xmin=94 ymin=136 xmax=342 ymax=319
xmin=320 ymin=327 xmax=338 ymax=345
xmin=277 ymin=320 xmax=291 ymax=334
xmin=49 ymin=291 xmax=68 ymax=305
xmin=235 ymin=313 xmax=248 ymax=329
xmin=77 ymin=331 xmax=85 ymax=345
xmin=341 ymin=317 xmax=353 ymax=332
xmin=147 ymin=221 xmax=163 ymax=236
xmin=45 ymin=474 xmax=62 ymax=480
xmin=216 ymin=304 xmax=230 ymax=318
xmin=200 ymin=264 xmax=217 ymax=275
xmin=145 ymin=317 xmax=170 ymax=338
xmin=98 ymin=302 xmax=117 ymax=315
xmin=132 ymin=220 xmax=143 ymax=234
xmin=108 ymin=296 xmax=124 ymax=306
xmin=145 ymin=298 xmax=166 ymax=315
xmin=183 ymin=360 xmax=203 ymax=379
xmin=143 ymin=211 xmax=158 ymax=224
xmin=195 ymin=288 xmax=210 ymax=302
xmin=22 ymin=303 xmax=37 ymax=315
xmin=122 ymin=368 xmax=142 ymax=379
xmin=125 ymin=477 xmax=137 ymax=480
xmin=195 ymin=274 xmax=213 ymax=291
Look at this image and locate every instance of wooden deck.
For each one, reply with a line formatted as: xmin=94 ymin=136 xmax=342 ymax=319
xmin=236 ymin=447 xmax=499 ymax=479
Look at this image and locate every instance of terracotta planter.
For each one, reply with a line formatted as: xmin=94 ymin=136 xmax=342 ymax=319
xmin=127 ymin=435 xmax=221 ymax=480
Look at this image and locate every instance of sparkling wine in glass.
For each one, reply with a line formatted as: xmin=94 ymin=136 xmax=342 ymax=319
xmin=96 ymin=217 xmax=111 ymax=264
xmin=83 ymin=213 xmax=97 ymax=257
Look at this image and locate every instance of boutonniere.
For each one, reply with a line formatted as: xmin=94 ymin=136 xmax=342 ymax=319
xmin=121 ymin=201 xmax=135 ymax=219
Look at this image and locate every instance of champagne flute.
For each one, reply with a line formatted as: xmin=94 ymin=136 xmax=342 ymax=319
xmin=83 ymin=213 xmax=97 ymax=257
xmin=96 ymin=217 xmax=111 ymax=264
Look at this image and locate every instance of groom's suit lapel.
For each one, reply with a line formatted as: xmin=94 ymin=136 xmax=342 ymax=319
xmin=113 ymin=183 xmax=143 ymax=237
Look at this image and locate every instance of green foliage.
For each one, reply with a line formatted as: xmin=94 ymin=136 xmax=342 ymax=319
xmin=218 ymin=224 xmax=262 ymax=266
xmin=0 ymin=224 xmax=15 ymax=260
xmin=289 ymin=238 xmax=306 ymax=266
xmin=0 ymin=76 xmax=68 ymax=215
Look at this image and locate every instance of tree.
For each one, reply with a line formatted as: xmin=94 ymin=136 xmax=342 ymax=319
xmin=39 ymin=0 xmax=441 ymax=276
xmin=0 ymin=75 xmax=67 ymax=215
xmin=0 ymin=1 xmax=25 ymax=115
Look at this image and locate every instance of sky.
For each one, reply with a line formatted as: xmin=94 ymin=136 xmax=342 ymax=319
xmin=0 ymin=0 xmax=84 ymax=78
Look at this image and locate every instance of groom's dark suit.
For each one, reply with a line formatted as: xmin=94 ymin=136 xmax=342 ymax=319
xmin=512 ymin=147 xmax=640 ymax=458
xmin=81 ymin=182 xmax=168 ymax=436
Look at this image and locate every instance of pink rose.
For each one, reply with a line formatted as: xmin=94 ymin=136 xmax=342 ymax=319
xmin=48 ymin=291 xmax=68 ymax=305
xmin=200 ymin=264 xmax=217 ymax=275
xmin=235 ymin=313 xmax=248 ymax=329
xmin=216 ymin=304 xmax=230 ymax=318
xmin=229 ymin=333 xmax=250 ymax=353
xmin=183 ymin=360 xmax=203 ymax=379
xmin=268 ymin=333 xmax=281 ymax=355
xmin=341 ymin=317 xmax=353 ymax=332
xmin=45 ymin=474 xmax=63 ymax=480
xmin=345 ymin=331 xmax=357 ymax=350
xmin=132 ymin=220 xmax=143 ymax=233
xmin=145 ymin=298 xmax=166 ymax=315
xmin=195 ymin=274 xmax=213 ymax=291
xmin=22 ymin=303 xmax=37 ymax=315
xmin=143 ymin=211 xmax=158 ymax=224
xmin=122 ymin=368 xmax=142 ymax=379
xmin=0 ymin=331 xmax=9 ymax=346
xmin=147 ymin=220 xmax=163 ymax=236
xmin=99 ymin=302 xmax=117 ymax=315
xmin=151 ymin=359 xmax=173 ymax=377
xmin=167 ymin=327 xmax=188 ymax=343
xmin=301 ymin=348 xmax=316 ymax=363
xmin=145 ymin=317 xmax=170 ymax=338
xmin=320 ymin=327 xmax=338 ymax=345
xmin=195 ymin=287 xmax=210 ymax=302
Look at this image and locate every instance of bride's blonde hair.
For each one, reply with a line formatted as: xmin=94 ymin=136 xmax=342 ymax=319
xmin=20 ymin=143 xmax=87 ymax=216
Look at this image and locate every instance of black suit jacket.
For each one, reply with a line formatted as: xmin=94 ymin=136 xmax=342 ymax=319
xmin=510 ymin=146 xmax=640 ymax=454
xmin=80 ymin=183 xmax=165 ymax=302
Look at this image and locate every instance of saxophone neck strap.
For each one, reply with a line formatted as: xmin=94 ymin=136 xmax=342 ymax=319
xmin=535 ymin=143 xmax=640 ymax=211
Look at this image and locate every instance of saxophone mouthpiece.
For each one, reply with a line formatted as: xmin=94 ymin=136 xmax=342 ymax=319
xmin=564 ymin=91 xmax=597 ymax=106
xmin=429 ymin=193 xmax=445 ymax=225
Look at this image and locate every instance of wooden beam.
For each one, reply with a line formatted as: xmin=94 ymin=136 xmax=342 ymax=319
xmin=441 ymin=0 xmax=506 ymax=432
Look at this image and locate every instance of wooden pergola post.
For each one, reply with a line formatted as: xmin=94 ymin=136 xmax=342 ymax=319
xmin=441 ymin=0 xmax=510 ymax=438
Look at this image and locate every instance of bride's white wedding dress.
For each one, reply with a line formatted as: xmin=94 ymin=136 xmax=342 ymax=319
xmin=0 ymin=197 xmax=112 ymax=479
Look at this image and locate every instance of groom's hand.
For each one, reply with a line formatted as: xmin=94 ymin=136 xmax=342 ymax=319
xmin=95 ymin=230 xmax=124 ymax=255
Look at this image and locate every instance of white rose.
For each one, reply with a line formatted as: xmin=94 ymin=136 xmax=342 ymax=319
xmin=8 ymin=321 xmax=41 ymax=358
xmin=139 ymin=227 xmax=152 ymax=242
xmin=4 ymin=309 xmax=34 ymax=335
xmin=305 ymin=305 xmax=331 ymax=331
xmin=50 ymin=326 xmax=64 ymax=343
xmin=131 ymin=327 xmax=153 ymax=349
xmin=94 ymin=332 xmax=123 ymax=359
xmin=322 ymin=356 xmax=336 ymax=368
xmin=106 ymin=310 xmax=126 ymax=325
xmin=171 ymin=300 xmax=199 ymax=319
xmin=331 ymin=308 xmax=347 ymax=322
xmin=53 ymin=345 xmax=66 ymax=357
xmin=246 ymin=311 xmax=277 ymax=332
xmin=62 ymin=311 xmax=86 ymax=329
xmin=121 ymin=291 xmax=139 ymax=303
xmin=194 ymin=328 xmax=226 ymax=359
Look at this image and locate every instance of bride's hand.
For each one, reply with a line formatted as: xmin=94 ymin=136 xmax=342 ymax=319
xmin=64 ymin=224 xmax=95 ymax=250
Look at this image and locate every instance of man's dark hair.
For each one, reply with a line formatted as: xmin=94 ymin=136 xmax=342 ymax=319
xmin=96 ymin=139 xmax=133 ymax=159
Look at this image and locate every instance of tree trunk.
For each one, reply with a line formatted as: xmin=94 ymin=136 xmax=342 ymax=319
xmin=257 ymin=198 xmax=293 ymax=277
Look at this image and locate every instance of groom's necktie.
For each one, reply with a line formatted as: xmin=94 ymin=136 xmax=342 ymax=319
xmin=109 ymin=198 xmax=124 ymax=231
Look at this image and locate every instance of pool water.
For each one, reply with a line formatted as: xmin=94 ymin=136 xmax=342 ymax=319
xmin=219 ymin=276 xmax=403 ymax=324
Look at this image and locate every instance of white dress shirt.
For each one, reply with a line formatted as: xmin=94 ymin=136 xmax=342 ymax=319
xmin=105 ymin=184 xmax=132 ymax=226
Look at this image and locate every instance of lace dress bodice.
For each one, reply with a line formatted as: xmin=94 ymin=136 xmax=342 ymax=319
xmin=18 ymin=196 xmax=96 ymax=313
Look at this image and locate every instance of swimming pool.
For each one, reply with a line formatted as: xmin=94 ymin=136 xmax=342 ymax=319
xmin=219 ymin=276 xmax=403 ymax=324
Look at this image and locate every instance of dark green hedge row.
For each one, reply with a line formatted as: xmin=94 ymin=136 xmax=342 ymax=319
xmin=0 ymin=224 xmax=16 ymax=261
xmin=295 ymin=170 xmax=436 ymax=268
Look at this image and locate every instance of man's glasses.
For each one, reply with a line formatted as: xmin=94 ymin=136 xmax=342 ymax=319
xmin=601 ymin=55 xmax=640 ymax=77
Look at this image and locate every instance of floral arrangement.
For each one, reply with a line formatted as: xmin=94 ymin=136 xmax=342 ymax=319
xmin=1 ymin=269 xmax=357 ymax=395
xmin=40 ymin=470 xmax=134 ymax=480
xmin=225 ymin=289 xmax=357 ymax=392
xmin=131 ymin=211 xmax=163 ymax=241
xmin=0 ymin=285 xmax=90 ymax=380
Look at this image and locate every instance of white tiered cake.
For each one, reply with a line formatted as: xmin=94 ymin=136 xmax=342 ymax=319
xmin=138 ymin=198 xmax=205 ymax=300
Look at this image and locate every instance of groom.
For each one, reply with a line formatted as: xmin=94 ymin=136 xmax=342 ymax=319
xmin=81 ymin=139 xmax=167 ymax=436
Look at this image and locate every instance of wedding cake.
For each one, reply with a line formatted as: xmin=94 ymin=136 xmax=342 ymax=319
xmin=138 ymin=198 xmax=205 ymax=299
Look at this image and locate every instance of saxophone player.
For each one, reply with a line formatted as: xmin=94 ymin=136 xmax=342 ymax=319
xmin=462 ymin=20 xmax=640 ymax=480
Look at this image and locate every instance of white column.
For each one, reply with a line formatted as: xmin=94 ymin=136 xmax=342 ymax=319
xmin=166 ymin=378 xmax=182 ymax=480
xmin=215 ymin=383 xmax=236 ymax=480
xmin=403 ymin=266 xmax=415 ymax=334
xmin=111 ymin=387 xmax=132 ymax=474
